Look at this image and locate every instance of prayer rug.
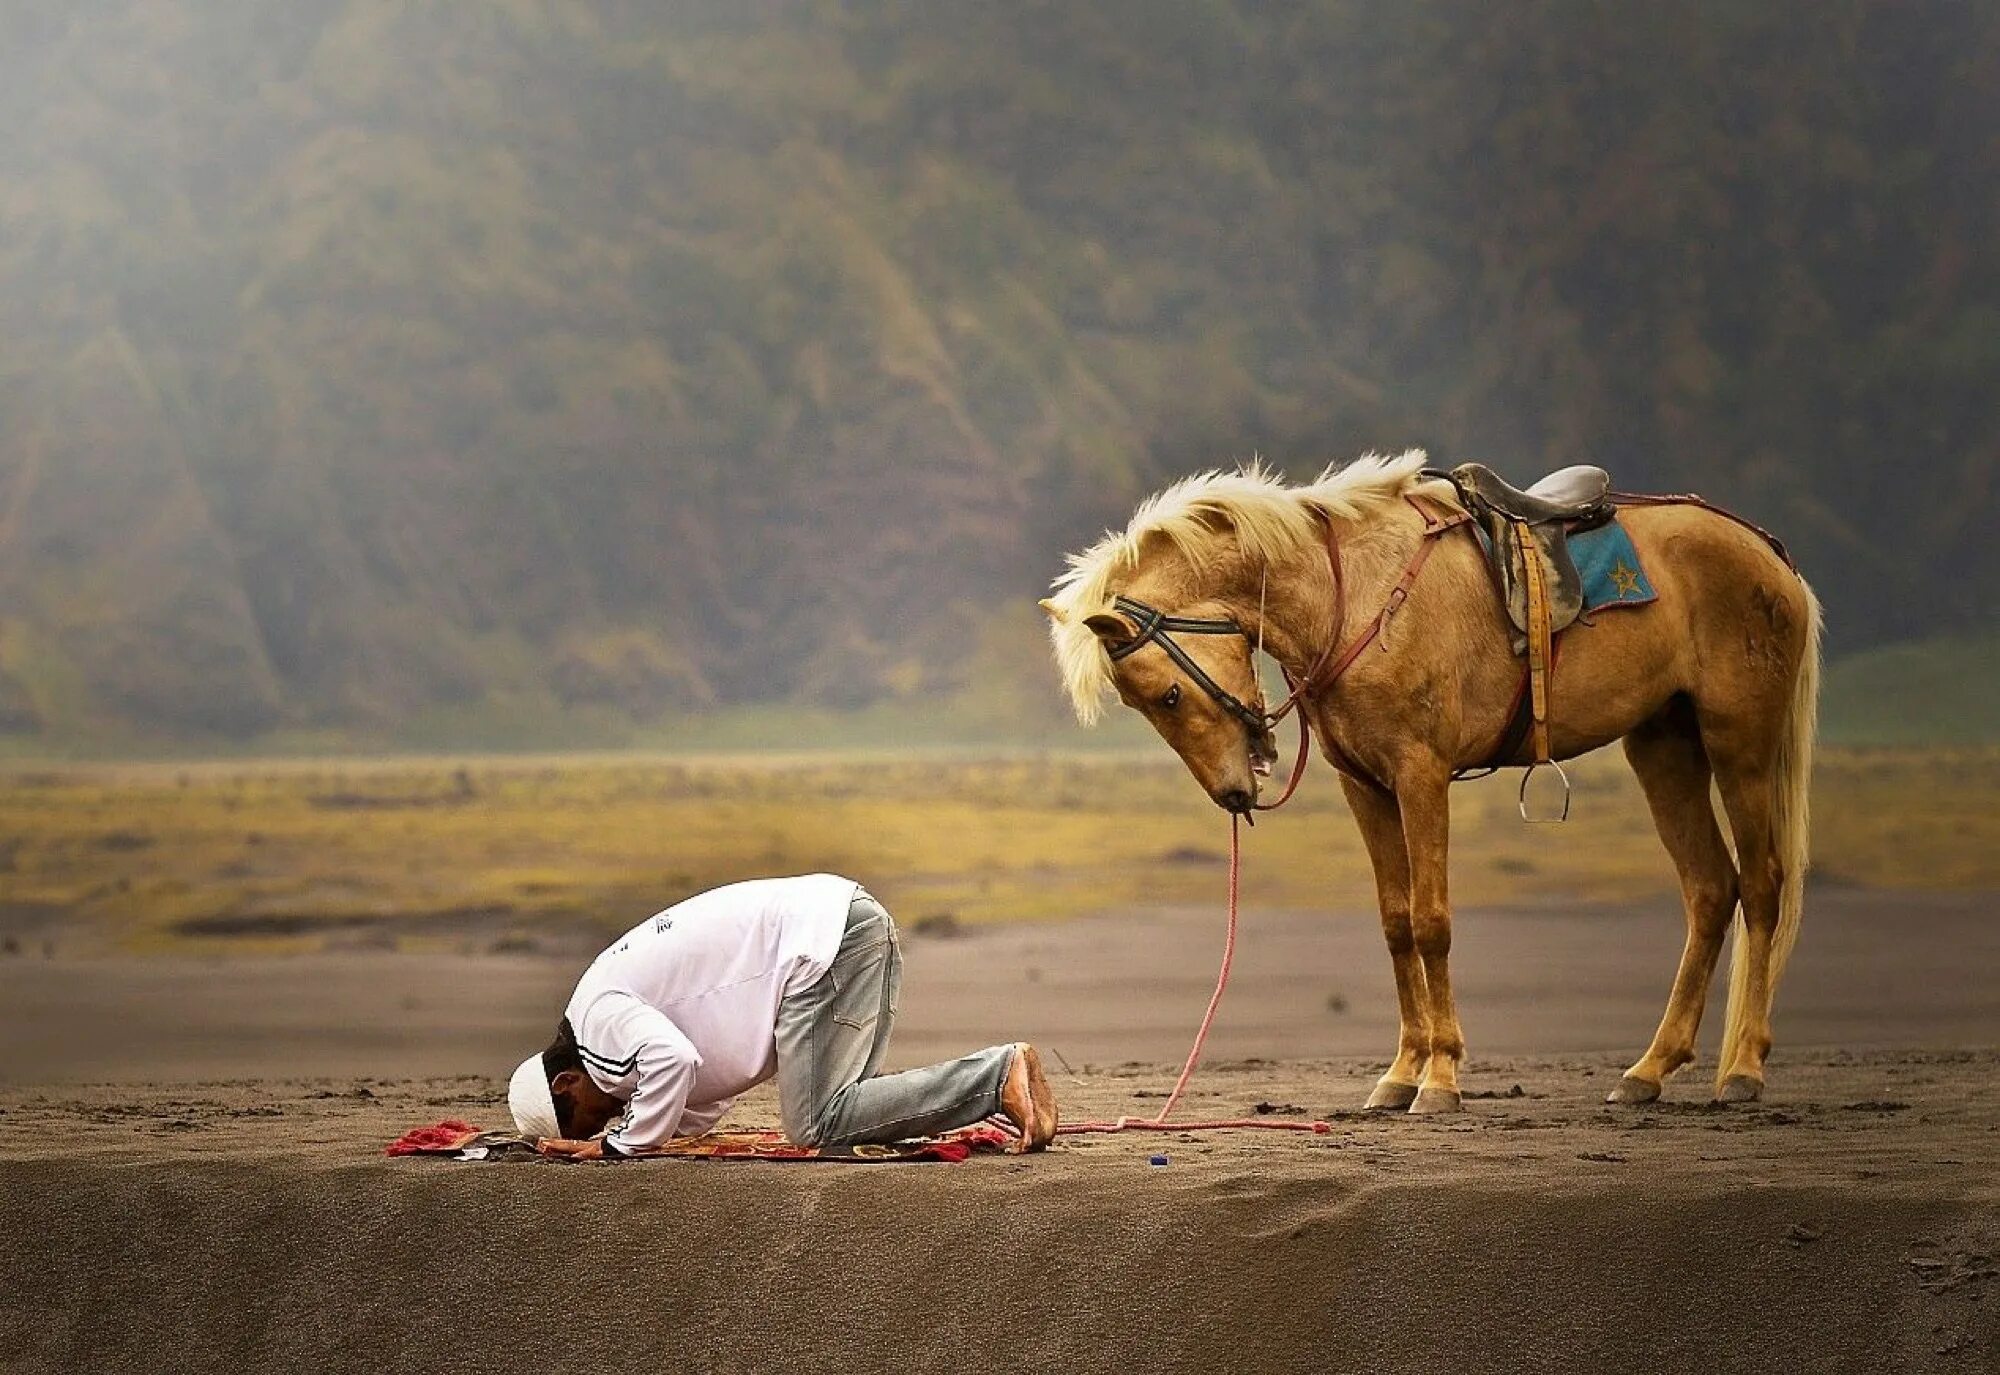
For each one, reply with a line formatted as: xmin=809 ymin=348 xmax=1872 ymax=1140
xmin=386 ymin=1120 xmax=1013 ymax=1163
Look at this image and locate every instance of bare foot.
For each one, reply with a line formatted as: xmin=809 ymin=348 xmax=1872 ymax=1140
xmin=999 ymin=1043 xmax=1059 ymax=1152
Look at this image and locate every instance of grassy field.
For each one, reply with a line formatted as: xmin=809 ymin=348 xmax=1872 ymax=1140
xmin=1818 ymin=634 xmax=2000 ymax=745
xmin=1 ymin=747 xmax=1996 ymax=957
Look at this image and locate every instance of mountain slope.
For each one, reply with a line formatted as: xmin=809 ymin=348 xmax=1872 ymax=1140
xmin=0 ymin=1 xmax=1994 ymax=742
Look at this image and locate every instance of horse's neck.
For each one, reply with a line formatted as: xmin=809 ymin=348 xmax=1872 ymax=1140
xmin=1253 ymin=509 xmax=1414 ymax=673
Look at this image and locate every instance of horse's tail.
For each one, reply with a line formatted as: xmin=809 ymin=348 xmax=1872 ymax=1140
xmin=1717 ymin=574 xmax=1822 ymax=1092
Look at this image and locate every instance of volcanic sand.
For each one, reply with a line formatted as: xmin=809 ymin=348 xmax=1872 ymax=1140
xmin=1 ymin=887 xmax=1995 ymax=1373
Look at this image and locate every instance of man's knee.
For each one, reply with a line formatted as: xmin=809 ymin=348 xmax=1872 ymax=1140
xmin=786 ymin=1092 xmax=854 ymax=1148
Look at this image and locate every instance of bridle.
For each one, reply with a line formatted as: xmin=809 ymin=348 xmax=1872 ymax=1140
xmin=1101 ymin=495 xmax=1471 ymax=811
xmin=1103 ymin=517 xmax=1348 ymax=812
xmin=1104 ymin=590 xmax=1324 ymax=814
xmin=1104 ymin=596 xmax=1275 ymax=735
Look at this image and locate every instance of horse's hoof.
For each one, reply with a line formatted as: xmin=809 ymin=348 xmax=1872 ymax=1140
xmin=1408 ymin=1087 xmax=1463 ymax=1115
xmin=1715 ymin=1074 xmax=1764 ymax=1104
xmin=1606 ymin=1075 xmax=1661 ymax=1106
xmin=1364 ymin=1080 xmax=1420 ymax=1112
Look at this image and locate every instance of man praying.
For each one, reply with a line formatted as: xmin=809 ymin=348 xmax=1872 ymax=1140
xmin=509 ymin=872 xmax=1058 ymax=1158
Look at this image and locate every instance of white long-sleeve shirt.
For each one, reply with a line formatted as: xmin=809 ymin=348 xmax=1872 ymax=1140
xmin=565 ymin=873 xmax=856 ymax=1154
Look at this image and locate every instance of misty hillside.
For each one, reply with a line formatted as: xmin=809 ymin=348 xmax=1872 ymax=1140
xmin=1 ymin=2 xmax=1995 ymax=744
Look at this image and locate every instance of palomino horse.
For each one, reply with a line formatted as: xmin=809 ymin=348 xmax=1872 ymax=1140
xmin=1041 ymin=452 xmax=1820 ymax=1113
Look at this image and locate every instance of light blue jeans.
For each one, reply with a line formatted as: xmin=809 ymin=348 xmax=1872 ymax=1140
xmin=773 ymin=890 xmax=1014 ymax=1146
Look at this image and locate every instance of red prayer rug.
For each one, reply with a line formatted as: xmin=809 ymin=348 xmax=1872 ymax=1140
xmin=386 ymin=1120 xmax=1013 ymax=1163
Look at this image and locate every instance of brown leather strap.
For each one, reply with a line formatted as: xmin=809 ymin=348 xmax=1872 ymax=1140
xmin=1308 ymin=496 xmax=1470 ymax=693
xmin=1260 ymin=516 xmax=1348 ymax=729
xmin=1252 ymin=705 xmax=1317 ymax=811
xmin=1610 ymin=490 xmax=1793 ymax=569
xmin=1512 ymin=518 xmax=1555 ymax=763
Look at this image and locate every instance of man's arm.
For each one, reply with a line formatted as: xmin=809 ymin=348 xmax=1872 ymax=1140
xmin=674 ymin=1097 xmax=735 ymax=1138
xmin=536 ymin=996 xmax=704 ymax=1159
xmin=594 ymin=1000 xmax=703 ymax=1156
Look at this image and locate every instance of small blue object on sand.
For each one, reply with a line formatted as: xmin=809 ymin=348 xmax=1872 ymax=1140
xmin=1149 ymin=1153 xmax=1169 ymax=1167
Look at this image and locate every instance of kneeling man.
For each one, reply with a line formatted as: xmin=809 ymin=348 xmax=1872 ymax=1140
xmin=511 ymin=872 xmax=1058 ymax=1158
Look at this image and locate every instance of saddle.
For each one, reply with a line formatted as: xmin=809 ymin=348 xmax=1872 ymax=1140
xmin=1456 ymin=463 xmax=1613 ymax=526
xmin=1450 ymin=463 xmax=1613 ymax=644
xmin=1446 ymin=462 xmax=1615 ymax=767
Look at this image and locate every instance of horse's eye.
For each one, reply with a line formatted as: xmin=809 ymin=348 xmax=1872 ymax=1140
xmin=1160 ymin=684 xmax=1181 ymax=709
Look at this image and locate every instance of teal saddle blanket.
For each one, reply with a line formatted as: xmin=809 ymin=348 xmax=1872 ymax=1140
xmin=1568 ymin=516 xmax=1657 ymax=612
xmin=1475 ymin=514 xmax=1657 ymax=614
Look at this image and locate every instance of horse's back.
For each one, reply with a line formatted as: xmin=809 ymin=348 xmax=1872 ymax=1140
xmin=1617 ymin=500 xmax=1809 ymax=627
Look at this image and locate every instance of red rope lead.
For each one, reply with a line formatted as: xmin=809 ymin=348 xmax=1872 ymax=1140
xmin=1057 ymin=814 xmax=1332 ymax=1137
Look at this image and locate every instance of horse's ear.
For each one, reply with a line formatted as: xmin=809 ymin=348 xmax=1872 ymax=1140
xmin=1037 ymin=597 xmax=1066 ymax=624
xmin=1083 ymin=611 xmax=1136 ymax=646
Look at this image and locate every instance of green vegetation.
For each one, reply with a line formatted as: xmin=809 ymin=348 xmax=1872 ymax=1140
xmin=1821 ymin=636 xmax=2000 ymax=745
xmin=3 ymin=749 xmax=1995 ymax=957
xmin=0 ymin=3 xmax=1994 ymax=749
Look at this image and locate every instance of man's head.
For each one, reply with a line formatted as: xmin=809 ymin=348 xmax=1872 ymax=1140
xmin=509 ymin=1018 xmax=625 ymax=1141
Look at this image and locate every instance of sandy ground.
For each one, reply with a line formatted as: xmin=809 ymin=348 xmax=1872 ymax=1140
xmin=1 ymin=888 xmax=1995 ymax=1372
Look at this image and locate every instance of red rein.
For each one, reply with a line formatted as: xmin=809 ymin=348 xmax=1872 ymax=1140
xmin=1054 ymin=815 xmax=1333 ymax=1137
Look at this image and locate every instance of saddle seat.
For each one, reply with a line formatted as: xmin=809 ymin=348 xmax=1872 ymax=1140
xmin=1451 ymin=462 xmax=1612 ymax=525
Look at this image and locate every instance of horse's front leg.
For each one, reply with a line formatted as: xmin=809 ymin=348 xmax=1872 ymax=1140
xmin=1397 ymin=761 xmax=1465 ymax=1113
xmin=1339 ymin=774 xmax=1430 ymax=1110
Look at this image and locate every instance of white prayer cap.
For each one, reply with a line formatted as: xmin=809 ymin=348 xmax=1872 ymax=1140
xmin=509 ymin=1054 xmax=560 ymax=1139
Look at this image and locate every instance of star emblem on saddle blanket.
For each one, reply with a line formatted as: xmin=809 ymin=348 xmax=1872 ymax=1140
xmin=1609 ymin=560 xmax=1643 ymax=598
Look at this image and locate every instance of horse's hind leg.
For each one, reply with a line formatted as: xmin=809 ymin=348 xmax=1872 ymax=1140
xmin=1609 ymin=699 xmax=1740 ymax=1104
xmin=1339 ymin=775 xmax=1430 ymax=1111
xmin=1707 ymin=731 xmax=1787 ymax=1102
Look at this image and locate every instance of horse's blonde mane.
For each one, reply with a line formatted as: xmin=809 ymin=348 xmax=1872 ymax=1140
xmin=1045 ymin=450 xmax=1431 ymax=723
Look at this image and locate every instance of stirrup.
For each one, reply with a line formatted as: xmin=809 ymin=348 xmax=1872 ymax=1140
xmin=1517 ymin=760 xmax=1572 ymax=823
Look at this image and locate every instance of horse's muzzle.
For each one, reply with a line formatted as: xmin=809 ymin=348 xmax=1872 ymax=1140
xmin=1218 ymin=787 xmax=1256 ymax=814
